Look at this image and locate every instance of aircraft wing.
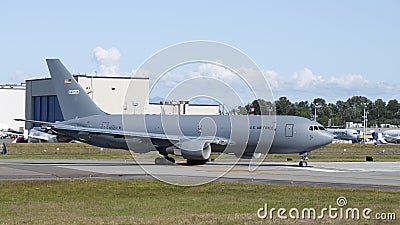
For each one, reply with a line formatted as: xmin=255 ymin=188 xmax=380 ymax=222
xmin=54 ymin=124 xmax=228 ymax=145
xmin=14 ymin=119 xmax=56 ymax=126
xmin=15 ymin=119 xmax=228 ymax=146
xmin=4 ymin=130 xmax=23 ymax=135
xmin=28 ymin=134 xmax=56 ymax=142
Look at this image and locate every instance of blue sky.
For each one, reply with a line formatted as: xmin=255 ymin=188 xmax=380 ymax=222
xmin=1 ymin=0 xmax=399 ymax=103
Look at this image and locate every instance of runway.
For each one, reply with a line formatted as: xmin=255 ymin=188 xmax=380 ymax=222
xmin=0 ymin=159 xmax=399 ymax=189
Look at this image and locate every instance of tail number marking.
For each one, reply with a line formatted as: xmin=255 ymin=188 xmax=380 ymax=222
xmin=68 ymin=90 xmax=80 ymax=95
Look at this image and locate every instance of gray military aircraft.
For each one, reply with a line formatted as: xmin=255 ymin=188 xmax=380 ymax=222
xmin=17 ymin=59 xmax=333 ymax=167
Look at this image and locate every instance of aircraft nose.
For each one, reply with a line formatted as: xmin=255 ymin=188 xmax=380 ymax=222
xmin=321 ymin=131 xmax=334 ymax=145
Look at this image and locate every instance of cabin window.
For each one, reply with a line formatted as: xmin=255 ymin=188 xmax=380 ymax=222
xmin=314 ymin=126 xmax=319 ymax=130
xmin=309 ymin=126 xmax=314 ymax=131
xmin=318 ymin=126 xmax=325 ymax=130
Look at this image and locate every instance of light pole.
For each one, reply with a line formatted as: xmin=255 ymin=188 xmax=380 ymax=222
xmin=312 ymin=103 xmax=321 ymax=121
xmin=363 ymin=104 xmax=368 ymax=143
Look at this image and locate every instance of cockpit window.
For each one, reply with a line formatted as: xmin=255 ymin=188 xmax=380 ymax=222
xmin=310 ymin=126 xmax=325 ymax=131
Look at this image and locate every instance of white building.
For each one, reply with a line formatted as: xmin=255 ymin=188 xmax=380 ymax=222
xmin=75 ymin=75 xmax=148 ymax=114
xmin=0 ymin=84 xmax=25 ymax=131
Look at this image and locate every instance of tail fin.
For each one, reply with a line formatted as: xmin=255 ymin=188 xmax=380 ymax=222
xmin=46 ymin=59 xmax=105 ymax=120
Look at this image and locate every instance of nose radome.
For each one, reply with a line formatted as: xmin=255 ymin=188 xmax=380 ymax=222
xmin=323 ymin=131 xmax=334 ymax=144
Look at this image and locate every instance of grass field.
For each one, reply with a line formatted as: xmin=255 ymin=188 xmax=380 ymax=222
xmin=0 ymin=143 xmax=399 ymax=224
xmin=0 ymin=179 xmax=398 ymax=224
xmin=0 ymin=143 xmax=132 ymax=159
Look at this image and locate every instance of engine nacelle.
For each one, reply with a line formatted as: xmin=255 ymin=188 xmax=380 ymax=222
xmin=179 ymin=140 xmax=211 ymax=160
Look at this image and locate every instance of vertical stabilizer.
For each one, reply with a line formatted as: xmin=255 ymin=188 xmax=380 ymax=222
xmin=46 ymin=59 xmax=105 ymax=120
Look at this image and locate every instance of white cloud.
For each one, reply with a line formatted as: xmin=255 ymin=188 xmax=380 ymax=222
xmin=263 ymin=70 xmax=283 ymax=90
xmin=270 ymin=68 xmax=400 ymax=102
xmin=197 ymin=62 xmax=236 ymax=81
xmin=291 ymin=68 xmax=324 ymax=89
xmin=242 ymin=67 xmax=400 ymax=102
xmin=152 ymin=62 xmax=240 ymax=91
xmin=111 ymin=57 xmax=400 ymax=103
xmin=327 ymin=74 xmax=369 ymax=89
xmin=93 ymin=46 xmax=121 ymax=75
xmin=131 ymin=68 xmax=153 ymax=78
xmin=147 ymin=63 xmax=269 ymax=105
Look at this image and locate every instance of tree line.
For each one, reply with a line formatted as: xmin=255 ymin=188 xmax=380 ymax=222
xmin=232 ymin=96 xmax=400 ymax=127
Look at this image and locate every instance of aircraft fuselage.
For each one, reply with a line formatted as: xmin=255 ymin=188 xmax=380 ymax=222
xmin=56 ymin=114 xmax=333 ymax=156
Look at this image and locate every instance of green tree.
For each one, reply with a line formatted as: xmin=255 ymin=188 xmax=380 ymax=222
xmin=343 ymin=96 xmax=372 ymax=123
xmin=231 ymin=95 xmax=400 ymax=126
xmin=386 ymin=99 xmax=400 ymax=124
xmin=369 ymin=99 xmax=386 ymax=126
xmin=294 ymin=101 xmax=311 ymax=118
xmin=275 ymin=97 xmax=293 ymax=115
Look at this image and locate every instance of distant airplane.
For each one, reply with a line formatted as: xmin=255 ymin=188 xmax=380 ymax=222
xmin=5 ymin=127 xmax=69 ymax=143
xmin=27 ymin=127 xmax=58 ymax=143
xmin=326 ymin=128 xmax=360 ymax=143
xmin=1 ymin=128 xmax=26 ymax=143
xmin=17 ymin=59 xmax=333 ymax=167
xmin=371 ymin=131 xmax=388 ymax=144
xmin=382 ymin=130 xmax=400 ymax=144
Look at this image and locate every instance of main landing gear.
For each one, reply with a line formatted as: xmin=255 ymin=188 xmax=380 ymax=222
xmin=299 ymin=152 xmax=309 ymax=167
xmin=155 ymin=147 xmax=176 ymax=165
xmin=186 ymin=159 xmax=208 ymax=165
xmin=154 ymin=147 xmax=209 ymax=166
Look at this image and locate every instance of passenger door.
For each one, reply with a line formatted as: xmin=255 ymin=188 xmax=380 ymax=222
xmin=285 ymin=124 xmax=294 ymax=137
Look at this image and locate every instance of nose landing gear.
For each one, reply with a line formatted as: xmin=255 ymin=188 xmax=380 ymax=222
xmin=299 ymin=152 xmax=309 ymax=167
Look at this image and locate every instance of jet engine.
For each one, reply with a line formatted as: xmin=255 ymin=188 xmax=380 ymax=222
xmin=179 ymin=140 xmax=211 ymax=160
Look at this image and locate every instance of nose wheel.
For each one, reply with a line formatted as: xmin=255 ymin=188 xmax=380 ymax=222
xmin=299 ymin=160 xmax=308 ymax=167
xmin=299 ymin=152 xmax=309 ymax=167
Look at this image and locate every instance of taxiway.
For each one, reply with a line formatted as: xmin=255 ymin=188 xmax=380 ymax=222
xmin=0 ymin=159 xmax=399 ymax=189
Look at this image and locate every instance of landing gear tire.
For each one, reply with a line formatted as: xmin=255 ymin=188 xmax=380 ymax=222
xmin=298 ymin=152 xmax=309 ymax=167
xmin=155 ymin=147 xmax=176 ymax=165
xmin=155 ymin=157 xmax=176 ymax=165
xmin=299 ymin=161 xmax=308 ymax=167
xmin=166 ymin=156 xmax=175 ymax=163
xmin=186 ymin=159 xmax=208 ymax=165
